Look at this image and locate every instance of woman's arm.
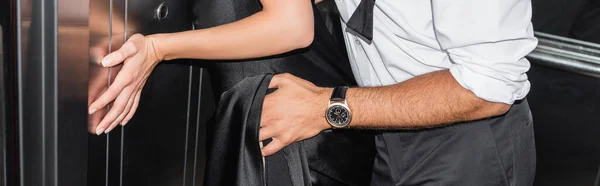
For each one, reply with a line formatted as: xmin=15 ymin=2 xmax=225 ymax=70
xmin=90 ymin=0 xmax=315 ymax=135
xmin=154 ymin=0 xmax=315 ymax=60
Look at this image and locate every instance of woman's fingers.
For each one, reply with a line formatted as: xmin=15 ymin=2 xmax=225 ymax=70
xmin=105 ymin=93 xmax=135 ymax=133
xmin=101 ymin=35 xmax=143 ymax=67
xmin=94 ymin=86 xmax=135 ymax=135
xmin=88 ymin=33 xmax=155 ymax=132
xmin=89 ymin=67 xmax=137 ymax=114
xmin=122 ymin=89 xmax=142 ymax=126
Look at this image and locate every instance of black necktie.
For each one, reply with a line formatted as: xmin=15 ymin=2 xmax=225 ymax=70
xmin=346 ymin=0 xmax=376 ymax=44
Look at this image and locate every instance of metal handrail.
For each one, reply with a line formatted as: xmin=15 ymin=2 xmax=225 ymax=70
xmin=527 ymin=32 xmax=600 ymax=77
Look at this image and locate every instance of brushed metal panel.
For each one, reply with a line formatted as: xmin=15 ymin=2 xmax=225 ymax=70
xmin=2 ymin=1 xmax=21 ymax=185
xmin=56 ymin=0 xmax=90 ymax=184
xmin=117 ymin=0 xmax=198 ymax=185
xmin=87 ymin=0 xmax=112 ymax=185
xmin=17 ymin=0 xmax=51 ymax=185
xmin=16 ymin=0 xmax=89 ymax=184
xmin=106 ymin=0 xmax=126 ymax=186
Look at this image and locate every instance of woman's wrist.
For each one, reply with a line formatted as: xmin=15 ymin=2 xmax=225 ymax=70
xmin=146 ymin=33 xmax=169 ymax=62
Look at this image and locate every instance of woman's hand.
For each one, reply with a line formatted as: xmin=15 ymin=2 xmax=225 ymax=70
xmin=88 ymin=33 xmax=163 ymax=135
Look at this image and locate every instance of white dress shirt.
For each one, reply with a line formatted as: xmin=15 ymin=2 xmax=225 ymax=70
xmin=333 ymin=0 xmax=538 ymax=104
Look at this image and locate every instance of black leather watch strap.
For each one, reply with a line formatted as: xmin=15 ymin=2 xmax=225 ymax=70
xmin=330 ymin=86 xmax=348 ymax=101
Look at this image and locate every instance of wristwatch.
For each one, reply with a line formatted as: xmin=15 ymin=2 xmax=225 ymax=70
xmin=325 ymin=86 xmax=352 ymax=128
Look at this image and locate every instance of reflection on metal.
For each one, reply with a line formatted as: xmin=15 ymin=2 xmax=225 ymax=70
xmin=120 ymin=1 xmax=128 ymax=186
xmin=155 ymin=2 xmax=169 ymax=20
xmin=13 ymin=0 xmax=90 ymax=185
xmin=88 ymin=0 xmax=129 ymax=185
xmin=528 ymin=32 xmax=600 ymax=77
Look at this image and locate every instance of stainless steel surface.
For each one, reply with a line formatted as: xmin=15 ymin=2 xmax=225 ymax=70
xmin=528 ymin=51 xmax=600 ymax=78
xmin=85 ymin=0 xmax=208 ymax=185
xmin=87 ymin=0 xmax=124 ymax=185
xmin=55 ymin=0 xmax=90 ymax=184
xmin=535 ymin=31 xmax=600 ymax=53
xmin=2 ymin=2 xmax=21 ymax=185
xmin=118 ymin=0 xmax=206 ymax=185
xmin=14 ymin=0 xmax=90 ymax=185
xmin=528 ymin=32 xmax=600 ymax=78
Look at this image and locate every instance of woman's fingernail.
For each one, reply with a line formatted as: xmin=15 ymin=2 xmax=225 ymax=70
xmin=96 ymin=128 xmax=105 ymax=135
xmin=89 ymin=108 xmax=97 ymax=115
xmin=121 ymin=120 xmax=128 ymax=126
xmin=104 ymin=126 xmax=114 ymax=134
xmin=101 ymin=59 xmax=112 ymax=67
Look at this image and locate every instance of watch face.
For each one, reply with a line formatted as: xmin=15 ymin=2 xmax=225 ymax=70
xmin=327 ymin=104 xmax=351 ymax=127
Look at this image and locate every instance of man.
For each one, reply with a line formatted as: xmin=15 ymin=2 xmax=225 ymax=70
xmin=259 ymin=0 xmax=538 ymax=185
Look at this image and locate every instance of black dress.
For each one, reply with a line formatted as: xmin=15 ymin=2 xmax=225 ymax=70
xmin=192 ymin=1 xmax=375 ymax=186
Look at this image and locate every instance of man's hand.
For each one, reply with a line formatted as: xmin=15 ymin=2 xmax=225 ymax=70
xmin=88 ymin=34 xmax=163 ymax=135
xmin=259 ymin=73 xmax=332 ymax=156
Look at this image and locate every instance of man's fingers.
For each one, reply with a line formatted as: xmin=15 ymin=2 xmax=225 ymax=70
xmin=260 ymin=92 xmax=280 ymax=127
xmin=261 ymin=137 xmax=286 ymax=156
xmin=88 ymin=69 xmax=134 ymax=114
xmin=268 ymin=73 xmax=295 ymax=89
xmin=268 ymin=73 xmax=311 ymax=89
xmin=259 ymin=126 xmax=281 ymax=142
xmin=122 ymin=90 xmax=142 ymax=125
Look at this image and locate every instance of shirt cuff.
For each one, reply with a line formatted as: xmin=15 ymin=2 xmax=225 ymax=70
xmin=449 ymin=63 xmax=531 ymax=105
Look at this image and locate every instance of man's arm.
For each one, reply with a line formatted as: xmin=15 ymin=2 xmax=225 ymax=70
xmin=348 ymin=0 xmax=537 ymax=128
xmin=346 ymin=70 xmax=509 ymax=129
xmin=259 ymin=0 xmax=537 ymax=156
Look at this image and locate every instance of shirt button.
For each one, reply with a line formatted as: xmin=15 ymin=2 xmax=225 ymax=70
xmin=355 ymin=39 xmax=362 ymax=45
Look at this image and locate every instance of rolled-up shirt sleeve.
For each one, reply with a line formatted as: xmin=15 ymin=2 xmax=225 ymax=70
xmin=432 ymin=0 xmax=538 ymax=104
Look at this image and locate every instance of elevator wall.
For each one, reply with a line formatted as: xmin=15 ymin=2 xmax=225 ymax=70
xmin=4 ymin=0 xmax=213 ymax=185
xmin=87 ymin=0 xmax=212 ymax=185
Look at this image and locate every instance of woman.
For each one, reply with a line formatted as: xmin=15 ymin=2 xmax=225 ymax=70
xmin=88 ymin=0 xmax=374 ymax=185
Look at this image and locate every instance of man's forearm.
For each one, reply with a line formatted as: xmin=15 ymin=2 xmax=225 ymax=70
xmin=346 ymin=70 xmax=510 ymax=129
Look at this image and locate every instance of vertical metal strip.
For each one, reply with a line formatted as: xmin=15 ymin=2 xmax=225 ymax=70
xmin=119 ymin=0 xmax=128 ymax=185
xmin=52 ymin=0 xmax=59 ymax=184
xmin=105 ymin=0 xmax=113 ymax=185
xmin=191 ymin=68 xmax=203 ymax=186
xmin=182 ymin=65 xmax=193 ymax=186
xmin=16 ymin=0 xmax=24 ymax=185
xmin=183 ymin=23 xmax=197 ymax=186
xmin=40 ymin=0 xmax=47 ymax=184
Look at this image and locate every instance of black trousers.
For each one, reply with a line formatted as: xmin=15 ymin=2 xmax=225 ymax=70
xmin=371 ymin=100 xmax=536 ymax=186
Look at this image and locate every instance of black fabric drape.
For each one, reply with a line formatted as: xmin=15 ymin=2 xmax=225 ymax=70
xmin=193 ymin=0 xmax=376 ymax=185
xmin=204 ymin=74 xmax=312 ymax=186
